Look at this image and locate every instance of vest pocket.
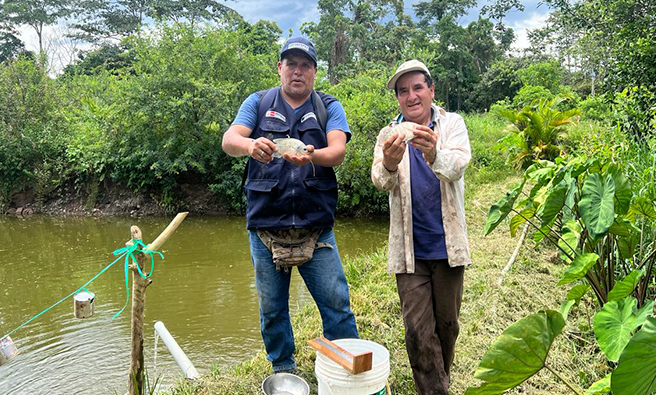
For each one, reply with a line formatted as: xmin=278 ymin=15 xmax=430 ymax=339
xmin=297 ymin=119 xmax=326 ymax=148
xmin=304 ymin=177 xmax=337 ymax=191
xmin=260 ymin=119 xmax=290 ymax=140
xmin=302 ymin=177 xmax=338 ymax=220
xmin=244 ymin=179 xmax=279 ymax=192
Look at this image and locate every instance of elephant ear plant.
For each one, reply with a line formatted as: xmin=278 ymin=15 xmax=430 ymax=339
xmin=467 ymin=157 xmax=656 ymax=395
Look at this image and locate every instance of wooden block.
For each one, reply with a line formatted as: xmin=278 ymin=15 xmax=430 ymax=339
xmin=308 ymin=336 xmax=373 ymax=374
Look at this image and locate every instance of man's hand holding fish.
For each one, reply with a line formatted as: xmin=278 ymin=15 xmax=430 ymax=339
xmin=249 ymin=137 xmax=276 ymax=164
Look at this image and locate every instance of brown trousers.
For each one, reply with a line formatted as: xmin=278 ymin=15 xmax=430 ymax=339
xmin=396 ymin=259 xmax=465 ymax=395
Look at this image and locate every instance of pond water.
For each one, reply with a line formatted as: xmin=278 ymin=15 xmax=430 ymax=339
xmin=0 ymin=215 xmax=388 ymax=394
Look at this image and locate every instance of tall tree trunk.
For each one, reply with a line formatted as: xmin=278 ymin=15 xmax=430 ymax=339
xmin=329 ymin=26 xmax=347 ymax=85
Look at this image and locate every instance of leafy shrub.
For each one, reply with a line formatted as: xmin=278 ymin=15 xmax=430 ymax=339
xmin=516 ymin=60 xmax=562 ymax=92
xmin=0 ymin=55 xmax=67 ymax=209
xmin=579 ymin=95 xmax=612 ymax=122
xmin=92 ymin=24 xmax=280 ymax=209
xmin=496 ymin=96 xmax=580 ymax=169
xmin=512 ymin=85 xmax=555 ymax=109
xmin=613 ymin=85 xmax=656 ymax=141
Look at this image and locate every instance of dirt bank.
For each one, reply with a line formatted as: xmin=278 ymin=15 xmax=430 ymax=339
xmin=5 ymin=181 xmax=232 ymax=217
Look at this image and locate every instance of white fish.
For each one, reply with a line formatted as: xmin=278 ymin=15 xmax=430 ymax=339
xmin=273 ymin=138 xmax=308 ymax=158
xmin=378 ymin=121 xmax=419 ymax=143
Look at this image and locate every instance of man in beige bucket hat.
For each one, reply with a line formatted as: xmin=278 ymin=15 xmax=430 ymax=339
xmin=371 ymin=59 xmax=472 ymax=394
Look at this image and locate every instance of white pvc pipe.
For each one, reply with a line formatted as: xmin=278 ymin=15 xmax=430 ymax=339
xmin=153 ymin=321 xmax=200 ymax=380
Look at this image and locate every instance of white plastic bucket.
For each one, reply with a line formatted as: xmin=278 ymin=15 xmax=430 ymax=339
xmin=315 ymin=338 xmax=389 ymax=395
xmin=0 ymin=336 xmax=19 ymax=366
xmin=73 ymin=291 xmax=95 ymax=319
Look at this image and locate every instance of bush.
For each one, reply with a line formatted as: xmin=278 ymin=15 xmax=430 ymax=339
xmin=516 ymin=60 xmax=562 ymax=92
xmin=613 ymin=85 xmax=656 ymax=142
xmin=579 ymin=95 xmax=612 ymax=122
xmin=512 ymin=85 xmax=555 ymax=109
xmin=0 ymin=55 xmax=67 ymax=209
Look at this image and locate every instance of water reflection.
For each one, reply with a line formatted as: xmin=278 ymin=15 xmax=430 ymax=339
xmin=0 ymin=215 xmax=388 ymax=394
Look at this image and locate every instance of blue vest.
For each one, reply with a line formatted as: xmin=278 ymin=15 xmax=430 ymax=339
xmin=244 ymin=87 xmax=338 ymax=230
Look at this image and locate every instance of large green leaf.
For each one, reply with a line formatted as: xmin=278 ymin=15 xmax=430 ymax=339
xmin=537 ymin=180 xmax=569 ymax=227
xmin=608 ymin=165 xmax=632 ymax=215
xmin=618 ymin=232 xmax=640 ymax=262
xmin=465 ymin=310 xmax=565 ymax=395
xmin=510 ymin=207 xmax=535 ymax=237
xmin=611 ymin=317 xmax=656 ymax=395
xmin=635 ymin=300 xmax=654 ymax=327
xmin=567 ymin=284 xmax=590 ymax=304
xmin=557 ymin=253 xmax=599 ymax=286
xmin=559 ymin=220 xmax=581 ymax=262
xmin=607 ymin=270 xmax=644 ymax=302
xmin=579 ymin=173 xmax=616 ymax=238
xmin=608 ymin=216 xmax=638 ymax=237
xmin=562 ymin=178 xmax=578 ymax=223
xmin=559 ymin=299 xmax=576 ymax=321
xmin=594 ymin=297 xmax=638 ymax=362
xmin=628 ymin=196 xmax=656 ymax=221
xmin=585 ymin=374 xmax=611 ymax=395
xmin=485 ymin=180 xmax=526 ymax=236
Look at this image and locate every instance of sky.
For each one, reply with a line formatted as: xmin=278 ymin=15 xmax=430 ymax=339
xmin=17 ymin=0 xmax=553 ymax=72
xmin=228 ymin=0 xmax=552 ymax=49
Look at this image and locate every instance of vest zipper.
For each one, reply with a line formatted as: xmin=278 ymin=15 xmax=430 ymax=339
xmin=291 ymin=166 xmax=296 ymax=226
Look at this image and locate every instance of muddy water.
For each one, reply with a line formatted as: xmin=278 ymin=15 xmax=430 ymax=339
xmin=0 ymin=215 xmax=388 ymax=394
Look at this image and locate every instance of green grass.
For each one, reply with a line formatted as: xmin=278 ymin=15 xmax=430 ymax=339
xmin=163 ymin=113 xmax=607 ymax=395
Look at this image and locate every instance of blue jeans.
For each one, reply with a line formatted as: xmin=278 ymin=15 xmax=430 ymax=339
xmin=249 ymin=229 xmax=359 ymax=372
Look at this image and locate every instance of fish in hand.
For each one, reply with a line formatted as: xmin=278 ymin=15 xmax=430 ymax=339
xmin=378 ymin=121 xmax=420 ymax=143
xmin=273 ymin=138 xmax=308 ymax=158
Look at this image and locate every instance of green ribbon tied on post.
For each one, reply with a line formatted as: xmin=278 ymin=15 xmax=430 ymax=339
xmin=111 ymin=239 xmax=164 ymax=319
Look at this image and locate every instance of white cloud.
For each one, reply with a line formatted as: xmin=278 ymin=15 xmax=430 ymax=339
xmin=17 ymin=22 xmax=94 ymax=75
xmin=510 ymin=11 xmax=550 ymax=50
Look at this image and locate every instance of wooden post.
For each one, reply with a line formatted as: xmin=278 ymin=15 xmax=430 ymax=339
xmin=128 ymin=225 xmax=150 ymax=395
xmin=127 ymin=212 xmax=188 ymax=395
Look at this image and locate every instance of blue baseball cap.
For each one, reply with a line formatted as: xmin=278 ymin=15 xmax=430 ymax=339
xmin=280 ymin=37 xmax=318 ymax=66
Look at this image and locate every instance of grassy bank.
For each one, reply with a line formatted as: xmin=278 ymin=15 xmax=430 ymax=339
xmin=164 ymin=113 xmax=605 ymax=395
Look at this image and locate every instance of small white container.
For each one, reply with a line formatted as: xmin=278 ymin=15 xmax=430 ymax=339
xmin=0 ymin=336 xmax=19 ymax=366
xmin=74 ymin=291 xmax=95 ymax=319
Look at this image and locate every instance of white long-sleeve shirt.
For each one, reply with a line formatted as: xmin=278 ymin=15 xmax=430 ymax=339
xmin=371 ymin=104 xmax=472 ymax=274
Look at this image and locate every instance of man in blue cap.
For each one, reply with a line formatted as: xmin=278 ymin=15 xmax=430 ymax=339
xmin=222 ymin=37 xmax=358 ymax=374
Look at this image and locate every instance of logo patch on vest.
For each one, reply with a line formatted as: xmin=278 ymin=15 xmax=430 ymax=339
xmin=265 ymin=110 xmax=286 ymax=122
xmin=301 ymin=112 xmax=317 ymax=123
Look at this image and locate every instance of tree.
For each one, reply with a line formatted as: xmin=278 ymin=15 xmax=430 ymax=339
xmin=0 ymin=30 xmax=23 ymax=62
xmin=71 ymin=0 xmax=242 ymax=44
xmin=301 ymin=0 xmax=414 ymax=84
xmin=480 ymin=0 xmax=525 ymax=31
xmin=0 ymin=2 xmax=24 ymax=62
xmin=151 ymin=0 xmax=241 ymax=28
xmin=2 ymin=0 xmax=70 ymax=55
xmin=70 ymin=0 xmax=153 ymax=42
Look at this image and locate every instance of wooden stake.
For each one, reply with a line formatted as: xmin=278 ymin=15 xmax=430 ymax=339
xmin=308 ymin=336 xmax=372 ymax=374
xmin=128 ymin=225 xmax=150 ymax=395
xmin=127 ymin=213 xmax=188 ymax=395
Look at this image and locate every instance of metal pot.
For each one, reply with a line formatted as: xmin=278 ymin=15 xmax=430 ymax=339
xmin=262 ymin=373 xmax=310 ymax=395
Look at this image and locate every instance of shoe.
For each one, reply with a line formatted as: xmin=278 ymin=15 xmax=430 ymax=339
xmin=274 ymin=367 xmax=299 ymax=375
